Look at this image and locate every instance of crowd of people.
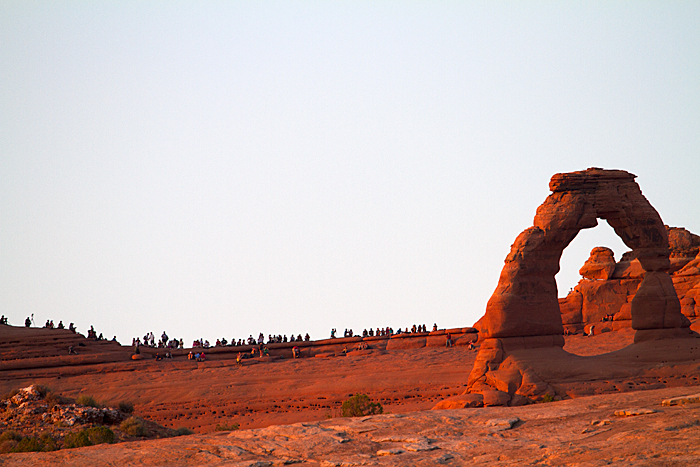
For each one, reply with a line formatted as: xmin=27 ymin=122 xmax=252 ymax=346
xmin=132 ymin=331 xmax=183 ymax=350
xmin=335 ymin=323 xmax=433 ymax=339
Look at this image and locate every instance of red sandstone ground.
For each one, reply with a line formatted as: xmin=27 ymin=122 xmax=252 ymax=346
xmin=2 ymin=323 xmax=700 ymax=465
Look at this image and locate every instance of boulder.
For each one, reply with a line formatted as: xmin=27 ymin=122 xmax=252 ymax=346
xmin=579 ymin=247 xmax=616 ymax=280
xmin=431 ymin=393 xmax=483 ymax=410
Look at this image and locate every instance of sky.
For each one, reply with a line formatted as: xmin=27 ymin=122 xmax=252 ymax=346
xmin=1 ymin=1 xmax=699 ymax=345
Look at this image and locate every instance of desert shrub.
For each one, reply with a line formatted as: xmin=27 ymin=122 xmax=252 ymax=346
xmin=341 ymin=394 xmax=383 ymax=417
xmin=12 ymin=436 xmax=44 ymax=452
xmin=76 ymin=395 xmax=99 ymax=407
xmin=63 ymin=430 xmax=91 ymax=449
xmin=541 ymin=394 xmax=555 ymax=403
xmin=39 ymin=432 xmax=58 ymax=451
xmin=0 ymin=431 xmax=22 ymax=442
xmin=120 ymin=416 xmax=149 ymax=437
xmin=86 ymin=426 xmax=115 ymax=445
xmin=215 ymin=422 xmax=240 ymax=432
xmin=0 ymin=440 xmax=18 ymax=454
xmin=45 ymin=391 xmax=67 ymax=409
xmin=118 ymin=401 xmax=134 ymax=413
xmin=34 ymin=384 xmax=50 ymax=397
xmin=0 ymin=432 xmax=22 ymax=454
xmin=173 ymin=427 xmax=194 ymax=436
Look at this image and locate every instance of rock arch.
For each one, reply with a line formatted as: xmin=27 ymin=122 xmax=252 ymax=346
xmin=461 ymin=168 xmax=691 ymax=407
xmin=479 ymin=168 xmax=685 ymax=341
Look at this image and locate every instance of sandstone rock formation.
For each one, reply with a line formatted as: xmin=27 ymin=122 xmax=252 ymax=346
xmin=559 ymin=226 xmax=700 ymax=334
xmin=467 ymin=168 xmax=694 ymax=406
xmin=579 ymin=246 xmax=616 ymax=280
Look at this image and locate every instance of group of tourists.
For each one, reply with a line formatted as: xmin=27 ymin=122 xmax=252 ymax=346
xmin=336 ymin=323 xmax=434 ymax=339
xmin=203 ymin=332 xmax=313 ymax=348
xmin=133 ymin=332 xmax=183 ymax=349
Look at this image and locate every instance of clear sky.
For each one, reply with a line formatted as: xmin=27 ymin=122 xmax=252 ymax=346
xmin=2 ymin=2 xmax=699 ymax=345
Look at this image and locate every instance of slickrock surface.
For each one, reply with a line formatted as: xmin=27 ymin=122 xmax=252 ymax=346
xmin=0 ymin=325 xmax=479 ymax=433
xmin=2 ymin=385 xmax=700 ymax=466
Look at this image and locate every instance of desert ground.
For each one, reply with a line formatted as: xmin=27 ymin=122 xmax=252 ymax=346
xmin=2 ymin=322 xmax=700 ymax=465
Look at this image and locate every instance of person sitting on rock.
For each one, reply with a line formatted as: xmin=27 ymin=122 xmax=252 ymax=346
xmin=155 ymin=353 xmax=162 ymax=361
xmin=25 ymin=317 xmax=31 ymax=327
xmin=165 ymin=351 xmax=172 ymax=359
xmin=330 ymin=328 xmax=336 ymax=338
xmin=68 ymin=345 xmax=77 ymax=355
xmin=262 ymin=346 xmax=269 ymax=356
xmin=304 ymin=333 xmax=310 ymax=342
xmin=292 ymin=346 xmax=300 ymax=358
xmin=237 ymin=352 xmax=243 ymax=365
xmin=362 ymin=329 xmax=368 ymax=337
xmin=467 ymin=341 xmax=476 ymax=350
xmin=57 ymin=321 xmax=64 ymax=329
xmin=433 ymin=323 xmax=438 ymax=332
xmin=69 ymin=322 xmax=76 ymax=333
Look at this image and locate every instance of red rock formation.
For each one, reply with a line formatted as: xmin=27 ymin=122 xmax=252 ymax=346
xmin=559 ymin=226 xmax=700 ymax=334
xmin=480 ymin=168 xmax=684 ymax=341
xmin=468 ymin=168 xmax=693 ymax=406
xmin=579 ymin=247 xmax=616 ymax=280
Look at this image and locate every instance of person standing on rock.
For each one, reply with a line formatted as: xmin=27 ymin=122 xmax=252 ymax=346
xmin=446 ymin=333 xmax=453 ymax=348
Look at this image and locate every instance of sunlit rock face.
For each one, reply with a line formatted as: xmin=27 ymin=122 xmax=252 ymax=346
xmin=479 ymin=167 xmax=684 ymax=340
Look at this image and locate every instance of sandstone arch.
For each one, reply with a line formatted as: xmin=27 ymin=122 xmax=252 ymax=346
xmin=479 ymin=168 xmax=685 ymax=341
xmin=459 ymin=168 xmax=692 ymax=407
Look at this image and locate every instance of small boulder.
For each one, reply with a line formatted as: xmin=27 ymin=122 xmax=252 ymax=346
xmin=580 ymin=247 xmax=616 ymax=280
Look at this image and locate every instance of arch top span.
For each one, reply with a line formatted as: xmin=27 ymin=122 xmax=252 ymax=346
xmin=479 ymin=167 xmax=684 ymax=340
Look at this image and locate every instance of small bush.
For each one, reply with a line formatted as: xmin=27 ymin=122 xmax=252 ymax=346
xmin=341 ymin=394 xmax=383 ymax=417
xmin=0 ymin=431 xmax=22 ymax=442
xmin=173 ymin=427 xmax=194 ymax=436
xmin=0 ymin=432 xmax=23 ymax=454
xmin=12 ymin=436 xmax=44 ymax=452
xmin=0 ymin=440 xmax=18 ymax=454
xmin=541 ymin=394 xmax=555 ymax=403
xmin=215 ymin=422 xmax=240 ymax=432
xmin=34 ymin=385 xmax=50 ymax=398
xmin=45 ymin=391 xmax=67 ymax=409
xmin=76 ymin=395 xmax=99 ymax=407
xmin=63 ymin=430 xmax=91 ymax=449
xmin=39 ymin=432 xmax=58 ymax=451
xmin=120 ymin=416 xmax=149 ymax=437
xmin=86 ymin=426 xmax=114 ymax=445
xmin=118 ymin=401 xmax=135 ymax=413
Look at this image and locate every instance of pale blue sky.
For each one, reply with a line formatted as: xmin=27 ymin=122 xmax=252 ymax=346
xmin=2 ymin=2 xmax=699 ymax=344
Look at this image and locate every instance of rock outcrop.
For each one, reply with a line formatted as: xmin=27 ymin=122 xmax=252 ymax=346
xmin=579 ymin=247 xmax=616 ymax=280
xmin=467 ymin=168 xmax=694 ymax=406
xmin=559 ymin=227 xmax=700 ymax=334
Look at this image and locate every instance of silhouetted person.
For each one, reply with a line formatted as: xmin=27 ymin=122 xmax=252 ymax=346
xmin=25 ymin=317 xmax=31 ymax=327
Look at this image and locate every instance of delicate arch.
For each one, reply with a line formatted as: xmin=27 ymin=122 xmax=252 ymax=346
xmin=479 ymin=168 xmax=682 ymax=339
